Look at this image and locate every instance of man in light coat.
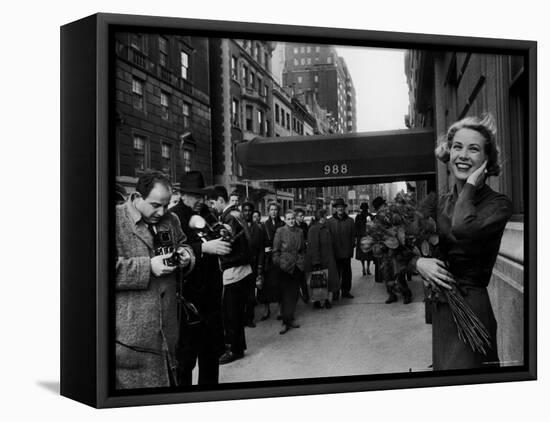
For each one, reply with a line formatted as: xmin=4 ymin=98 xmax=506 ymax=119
xmin=115 ymin=170 xmax=195 ymax=389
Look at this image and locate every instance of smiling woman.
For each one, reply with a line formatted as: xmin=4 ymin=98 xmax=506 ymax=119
xmin=435 ymin=113 xmax=501 ymax=179
xmin=413 ymin=113 xmax=512 ymax=370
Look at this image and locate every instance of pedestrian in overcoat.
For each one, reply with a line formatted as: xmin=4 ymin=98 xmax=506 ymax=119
xmin=326 ymin=198 xmax=356 ymax=299
xmin=115 ymin=171 xmax=195 ymax=389
xmin=304 ymin=209 xmax=339 ymax=308
xmin=273 ymin=209 xmax=306 ymax=334
xmin=258 ymin=202 xmax=285 ymax=320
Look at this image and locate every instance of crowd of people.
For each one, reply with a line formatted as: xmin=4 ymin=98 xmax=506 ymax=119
xmin=114 ymin=113 xmax=513 ymax=389
xmin=114 ymin=168 xmax=395 ymax=389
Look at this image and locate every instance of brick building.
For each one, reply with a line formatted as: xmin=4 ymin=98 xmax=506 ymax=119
xmin=405 ymin=49 xmax=526 ymax=366
xmin=114 ymin=32 xmax=212 ymax=190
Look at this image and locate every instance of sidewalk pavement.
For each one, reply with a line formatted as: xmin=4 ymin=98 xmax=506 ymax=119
xmin=214 ymin=259 xmax=432 ymax=384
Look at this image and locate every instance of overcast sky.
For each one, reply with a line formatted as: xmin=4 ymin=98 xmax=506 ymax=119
xmin=336 ymin=46 xmax=409 ymax=132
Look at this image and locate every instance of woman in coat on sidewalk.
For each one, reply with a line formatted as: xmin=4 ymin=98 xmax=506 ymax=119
xmin=412 ymin=113 xmax=512 ymax=370
xmin=273 ymin=209 xmax=306 ymax=334
xmin=304 ymin=209 xmax=340 ymax=309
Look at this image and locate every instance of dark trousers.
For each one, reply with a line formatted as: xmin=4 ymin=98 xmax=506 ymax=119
xmin=177 ymin=323 xmax=220 ymax=386
xmin=386 ymin=273 xmax=412 ymax=299
xmin=279 ymin=268 xmax=302 ymax=325
xmin=374 ymin=257 xmax=383 ymax=283
xmin=222 ymin=275 xmax=250 ymax=354
xmin=335 ymin=258 xmax=352 ymax=294
xmin=244 ymin=272 xmax=257 ymax=324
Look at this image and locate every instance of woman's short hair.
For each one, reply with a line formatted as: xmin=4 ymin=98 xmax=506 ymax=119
xmin=284 ymin=209 xmax=296 ymax=218
xmin=435 ymin=113 xmax=501 ymax=177
xmin=267 ymin=202 xmax=281 ymax=213
xmin=314 ymin=209 xmax=327 ymax=221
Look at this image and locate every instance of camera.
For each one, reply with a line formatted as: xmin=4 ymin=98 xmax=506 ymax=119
xmin=189 ymin=214 xmax=244 ymax=244
xmin=153 ymin=230 xmax=179 ymax=266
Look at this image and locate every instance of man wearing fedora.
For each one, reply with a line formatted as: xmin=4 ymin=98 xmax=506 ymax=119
xmin=327 ymin=198 xmax=356 ymax=299
xmin=171 ymin=171 xmax=232 ymax=386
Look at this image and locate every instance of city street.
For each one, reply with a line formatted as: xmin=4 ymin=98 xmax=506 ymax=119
xmin=215 ymin=259 xmax=432 ymax=384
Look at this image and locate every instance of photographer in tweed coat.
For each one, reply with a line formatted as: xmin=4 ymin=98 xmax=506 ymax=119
xmin=115 ymin=171 xmax=195 ymax=389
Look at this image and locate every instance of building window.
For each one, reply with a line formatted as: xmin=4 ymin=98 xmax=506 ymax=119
xmin=249 ymin=70 xmax=255 ymax=88
xmin=242 ymin=64 xmax=248 ymax=85
xmin=294 ymin=58 xmax=298 ymax=66
xmin=232 ymin=99 xmax=240 ymax=127
xmin=183 ymin=148 xmax=192 ymax=172
xmin=132 ymin=77 xmax=144 ymax=111
xmin=231 ymin=56 xmax=238 ymax=80
xmin=286 ymin=112 xmax=290 ymax=130
xmin=182 ymin=101 xmax=191 ymax=127
xmin=314 ymin=75 xmax=319 ymax=83
xmin=316 ymin=46 xmax=320 ymax=53
xmin=159 ymin=36 xmax=168 ymax=67
xmin=257 ymin=76 xmax=262 ymax=92
xmin=258 ymin=110 xmax=265 ymax=135
xmin=161 ymin=142 xmax=173 ymax=178
xmin=280 ymin=107 xmax=285 ymax=125
xmin=180 ymin=51 xmax=189 ymax=79
xmin=301 ymin=58 xmax=305 ymax=65
xmin=300 ymin=46 xmax=305 ymax=53
xmin=297 ymin=76 xmax=303 ymax=83
xmin=160 ymin=91 xmax=170 ymax=120
xmin=307 ymin=58 xmax=311 ymax=65
xmin=130 ymin=34 xmax=145 ymax=51
xmin=275 ymin=104 xmax=280 ymax=123
xmin=307 ymin=46 xmax=311 ymax=53
xmin=245 ymin=105 xmax=253 ymax=131
xmin=133 ymin=135 xmax=148 ymax=176
xmin=264 ymin=84 xmax=268 ymax=98
xmin=264 ymin=52 xmax=269 ymax=69
xmin=327 ymin=56 xmax=333 ymax=64
xmin=293 ymin=47 xmax=298 ymax=54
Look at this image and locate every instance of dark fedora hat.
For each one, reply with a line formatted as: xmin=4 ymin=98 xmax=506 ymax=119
xmin=359 ymin=202 xmax=369 ymax=211
xmin=333 ymin=198 xmax=348 ymax=208
xmin=179 ymin=171 xmax=206 ymax=196
xmin=372 ymin=196 xmax=387 ymax=210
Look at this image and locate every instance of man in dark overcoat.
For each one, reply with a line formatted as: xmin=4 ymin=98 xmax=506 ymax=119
xmin=241 ymin=201 xmax=265 ymax=327
xmin=171 ymin=171 xmax=232 ymax=386
xmin=115 ymin=171 xmax=195 ymax=389
xmin=326 ymin=198 xmax=356 ymax=299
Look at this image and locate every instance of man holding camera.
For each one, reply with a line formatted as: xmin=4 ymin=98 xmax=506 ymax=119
xmin=207 ymin=186 xmax=252 ymax=365
xmin=170 ymin=171 xmax=232 ymax=386
xmin=115 ymin=170 xmax=195 ymax=389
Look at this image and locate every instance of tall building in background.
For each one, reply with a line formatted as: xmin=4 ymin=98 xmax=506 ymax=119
xmin=282 ymin=43 xmax=359 ymax=208
xmin=282 ymin=44 xmax=357 ymax=134
xmin=114 ymin=33 xmax=213 ymax=190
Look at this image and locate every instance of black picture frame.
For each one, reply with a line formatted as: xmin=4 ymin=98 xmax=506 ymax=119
xmin=60 ymin=12 xmax=537 ymax=408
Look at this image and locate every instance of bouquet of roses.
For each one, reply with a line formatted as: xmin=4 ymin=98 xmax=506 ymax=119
xmin=360 ymin=193 xmax=439 ymax=276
